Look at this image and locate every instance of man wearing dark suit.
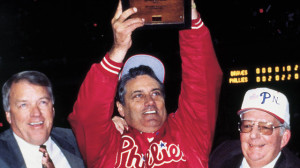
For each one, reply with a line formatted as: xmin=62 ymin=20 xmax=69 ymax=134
xmin=209 ymin=139 xmax=300 ymax=168
xmin=209 ymin=87 xmax=300 ymax=168
xmin=0 ymin=71 xmax=85 ymax=168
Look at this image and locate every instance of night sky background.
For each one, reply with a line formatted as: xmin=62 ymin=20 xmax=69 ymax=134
xmin=1 ymin=0 xmax=300 ymax=157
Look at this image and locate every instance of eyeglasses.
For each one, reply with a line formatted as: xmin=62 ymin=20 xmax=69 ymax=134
xmin=238 ymin=120 xmax=284 ymax=135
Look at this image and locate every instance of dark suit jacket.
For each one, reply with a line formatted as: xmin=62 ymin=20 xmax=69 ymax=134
xmin=209 ymin=140 xmax=300 ymax=168
xmin=0 ymin=127 xmax=85 ymax=168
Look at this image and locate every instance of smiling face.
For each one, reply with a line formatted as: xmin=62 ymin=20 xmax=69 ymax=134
xmin=117 ymin=75 xmax=167 ymax=133
xmin=240 ymin=110 xmax=291 ymax=167
xmin=5 ymin=80 xmax=54 ymax=145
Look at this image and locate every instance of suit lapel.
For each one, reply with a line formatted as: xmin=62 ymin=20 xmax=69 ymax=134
xmin=0 ymin=129 xmax=27 ymax=168
xmin=1 ymin=128 xmax=84 ymax=168
xmin=51 ymin=128 xmax=84 ymax=168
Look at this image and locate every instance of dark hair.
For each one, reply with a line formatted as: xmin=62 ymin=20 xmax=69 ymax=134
xmin=2 ymin=71 xmax=54 ymax=112
xmin=116 ymin=65 xmax=165 ymax=105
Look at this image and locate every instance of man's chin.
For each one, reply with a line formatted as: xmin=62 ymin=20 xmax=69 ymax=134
xmin=27 ymin=133 xmax=49 ymax=145
xmin=245 ymin=151 xmax=266 ymax=163
xmin=140 ymin=124 xmax=162 ymax=133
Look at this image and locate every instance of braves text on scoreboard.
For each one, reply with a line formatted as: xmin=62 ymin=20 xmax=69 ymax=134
xmin=229 ymin=64 xmax=299 ymax=84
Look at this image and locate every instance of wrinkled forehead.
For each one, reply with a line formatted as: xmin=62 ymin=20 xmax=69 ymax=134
xmin=125 ymin=75 xmax=161 ymax=91
xmin=240 ymin=109 xmax=280 ymax=124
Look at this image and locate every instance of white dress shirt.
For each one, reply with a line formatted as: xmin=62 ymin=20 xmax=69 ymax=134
xmin=14 ymin=133 xmax=71 ymax=168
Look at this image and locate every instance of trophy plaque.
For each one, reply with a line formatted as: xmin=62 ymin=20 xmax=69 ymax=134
xmin=122 ymin=0 xmax=191 ymax=29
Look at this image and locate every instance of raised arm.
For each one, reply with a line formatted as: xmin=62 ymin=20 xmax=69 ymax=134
xmin=173 ymin=1 xmax=223 ymax=166
xmin=68 ymin=1 xmax=144 ymax=167
xmin=109 ymin=1 xmax=144 ymax=63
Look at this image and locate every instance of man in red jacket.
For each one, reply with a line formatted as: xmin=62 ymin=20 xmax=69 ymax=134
xmin=68 ymin=0 xmax=223 ymax=167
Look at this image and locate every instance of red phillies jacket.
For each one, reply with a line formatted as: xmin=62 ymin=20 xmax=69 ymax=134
xmin=68 ymin=18 xmax=223 ymax=168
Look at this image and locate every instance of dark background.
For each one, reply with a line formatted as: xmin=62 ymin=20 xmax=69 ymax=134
xmin=0 ymin=0 xmax=299 ymax=157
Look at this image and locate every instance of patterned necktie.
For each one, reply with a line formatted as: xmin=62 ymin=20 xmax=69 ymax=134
xmin=39 ymin=145 xmax=55 ymax=168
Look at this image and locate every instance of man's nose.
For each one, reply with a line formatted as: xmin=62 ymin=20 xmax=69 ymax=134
xmin=31 ymin=105 xmax=42 ymax=117
xmin=144 ymin=95 xmax=155 ymax=106
xmin=250 ymin=125 xmax=261 ymax=139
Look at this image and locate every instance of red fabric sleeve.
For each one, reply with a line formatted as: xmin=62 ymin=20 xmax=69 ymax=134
xmin=68 ymin=53 xmax=123 ymax=167
xmin=173 ymin=23 xmax=223 ymax=167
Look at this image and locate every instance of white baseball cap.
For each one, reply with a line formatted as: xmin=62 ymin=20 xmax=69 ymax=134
xmin=237 ymin=87 xmax=290 ymax=125
xmin=120 ymin=54 xmax=165 ymax=83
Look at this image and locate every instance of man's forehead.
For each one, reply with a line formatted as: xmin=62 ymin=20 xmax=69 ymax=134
xmin=126 ymin=75 xmax=160 ymax=87
xmin=130 ymin=88 xmax=161 ymax=93
xmin=241 ymin=110 xmax=278 ymax=122
xmin=10 ymin=81 xmax=50 ymax=97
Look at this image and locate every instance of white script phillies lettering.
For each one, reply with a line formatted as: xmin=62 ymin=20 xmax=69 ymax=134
xmin=115 ymin=135 xmax=186 ymax=168
xmin=146 ymin=140 xmax=186 ymax=167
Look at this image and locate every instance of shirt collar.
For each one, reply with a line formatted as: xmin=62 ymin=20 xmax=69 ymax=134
xmin=13 ymin=132 xmax=51 ymax=167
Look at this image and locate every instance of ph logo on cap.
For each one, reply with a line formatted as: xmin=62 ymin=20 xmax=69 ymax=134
xmin=237 ymin=87 xmax=290 ymax=125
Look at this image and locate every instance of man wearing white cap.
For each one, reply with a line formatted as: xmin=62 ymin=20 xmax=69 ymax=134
xmin=209 ymin=87 xmax=300 ymax=168
xmin=68 ymin=0 xmax=222 ymax=167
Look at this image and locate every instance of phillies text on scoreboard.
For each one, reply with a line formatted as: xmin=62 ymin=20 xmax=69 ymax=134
xmin=229 ymin=64 xmax=299 ymax=84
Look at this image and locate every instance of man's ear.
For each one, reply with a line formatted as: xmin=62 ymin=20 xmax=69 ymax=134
xmin=5 ymin=111 xmax=11 ymax=124
xmin=280 ymin=129 xmax=291 ymax=149
xmin=52 ymin=107 xmax=55 ymax=117
xmin=116 ymin=101 xmax=125 ymax=117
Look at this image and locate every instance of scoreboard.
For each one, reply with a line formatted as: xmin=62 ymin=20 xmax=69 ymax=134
xmin=229 ymin=64 xmax=299 ymax=84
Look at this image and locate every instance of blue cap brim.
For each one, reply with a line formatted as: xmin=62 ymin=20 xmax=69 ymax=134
xmin=120 ymin=54 xmax=165 ymax=83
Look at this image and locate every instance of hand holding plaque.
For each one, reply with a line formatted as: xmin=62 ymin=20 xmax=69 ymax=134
xmin=122 ymin=0 xmax=190 ymax=29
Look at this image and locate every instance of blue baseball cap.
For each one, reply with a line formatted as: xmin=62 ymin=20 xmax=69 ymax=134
xmin=120 ymin=54 xmax=165 ymax=83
